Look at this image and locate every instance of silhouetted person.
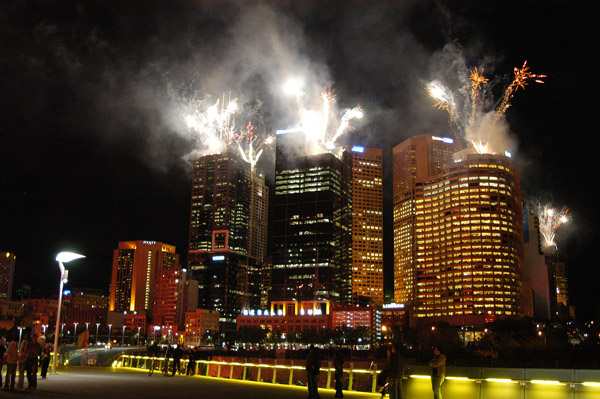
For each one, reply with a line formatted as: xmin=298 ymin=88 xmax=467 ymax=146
xmin=388 ymin=343 xmax=405 ymax=399
xmin=429 ymin=346 xmax=446 ymax=399
xmin=333 ymin=350 xmax=344 ymax=398
xmin=305 ymin=345 xmax=321 ymax=399
xmin=172 ymin=345 xmax=183 ymax=376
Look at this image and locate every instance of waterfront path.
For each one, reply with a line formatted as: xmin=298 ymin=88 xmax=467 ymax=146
xmin=4 ymin=367 xmax=379 ymax=399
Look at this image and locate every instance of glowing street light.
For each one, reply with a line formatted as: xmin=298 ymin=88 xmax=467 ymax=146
xmin=95 ymin=323 xmax=100 ymax=346
xmin=52 ymin=251 xmax=85 ymax=375
xmin=73 ymin=322 xmax=78 ymax=344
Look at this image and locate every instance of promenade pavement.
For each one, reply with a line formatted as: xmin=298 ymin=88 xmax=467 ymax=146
xmin=0 ymin=367 xmax=380 ymax=399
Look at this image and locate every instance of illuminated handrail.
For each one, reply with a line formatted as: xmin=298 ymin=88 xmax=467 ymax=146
xmin=116 ymin=355 xmax=600 ymax=393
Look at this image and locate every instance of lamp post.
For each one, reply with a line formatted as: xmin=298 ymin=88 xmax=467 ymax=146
xmin=73 ymin=322 xmax=78 ymax=344
xmin=108 ymin=324 xmax=112 ymax=345
xmin=96 ymin=323 xmax=100 ymax=346
xmin=52 ymin=251 xmax=85 ymax=375
xmin=121 ymin=325 xmax=126 ymax=347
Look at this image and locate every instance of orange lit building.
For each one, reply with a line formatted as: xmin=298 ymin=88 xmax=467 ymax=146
xmin=393 ymin=135 xmax=527 ymax=327
xmin=109 ymin=240 xmax=179 ymax=315
xmin=345 ymin=146 xmax=384 ymax=305
xmin=184 ymin=309 xmax=220 ymax=346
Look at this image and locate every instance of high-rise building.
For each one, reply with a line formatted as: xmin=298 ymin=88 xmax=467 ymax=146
xmin=109 ymin=241 xmax=179 ymax=314
xmin=0 ymin=252 xmax=16 ymax=300
xmin=345 ymin=145 xmax=384 ymax=305
xmin=187 ymin=150 xmax=266 ymax=328
xmin=270 ymin=132 xmax=352 ymax=304
xmin=393 ymin=135 xmax=527 ymax=327
xmin=393 ymin=135 xmax=460 ymax=304
xmin=152 ymin=264 xmax=185 ymax=329
xmin=523 ymin=209 xmax=551 ymax=319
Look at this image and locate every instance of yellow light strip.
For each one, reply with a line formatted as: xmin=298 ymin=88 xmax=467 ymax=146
xmin=485 ymin=378 xmax=514 ymax=384
xmin=582 ymin=382 xmax=600 ymax=387
xmin=410 ymin=374 xmax=431 ymax=379
xmin=530 ymin=380 xmax=563 ymax=385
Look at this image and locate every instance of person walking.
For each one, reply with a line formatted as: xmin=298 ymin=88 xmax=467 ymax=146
xmin=333 ymin=350 xmax=344 ymax=398
xmin=305 ymin=345 xmax=322 ymax=399
xmin=25 ymin=334 xmax=41 ymax=390
xmin=3 ymin=338 xmax=17 ymax=390
xmin=429 ymin=346 xmax=446 ymax=399
xmin=388 ymin=343 xmax=405 ymax=399
xmin=16 ymin=340 xmax=28 ymax=390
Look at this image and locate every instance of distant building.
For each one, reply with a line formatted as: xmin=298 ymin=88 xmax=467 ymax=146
xmin=270 ymin=131 xmax=352 ymax=304
xmin=345 ymin=145 xmax=384 ymax=305
xmin=187 ymin=150 xmax=266 ymax=330
xmin=393 ymin=135 xmax=527 ymax=327
xmin=0 ymin=252 xmax=16 ymax=300
xmin=238 ymin=300 xmax=331 ymax=335
xmin=184 ymin=309 xmax=220 ymax=347
xmin=109 ymin=240 xmax=180 ymax=325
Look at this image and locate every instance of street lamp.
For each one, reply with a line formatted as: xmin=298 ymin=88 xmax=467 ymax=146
xmin=121 ymin=325 xmax=126 ymax=346
xmin=95 ymin=323 xmax=100 ymax=346
xmin=52 ymin=251 xmax=85 ymax=375
xmin=108 ymin=324 xmax=112 ymax=345
xmin=73 ymin=322 xmax=78 ymax=344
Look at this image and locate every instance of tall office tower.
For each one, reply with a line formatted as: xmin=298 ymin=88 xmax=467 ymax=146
xmin=109 ymin=240 xmax=178 ymax=314
xmin=345 ymin=145 xmax=384 ymax=305
xmin=152 ymin=264 xmax=184 ymax=329
xmin=393 ymin=135 xmax=460 ymax=304
xmin=523 ymin=209 xmax=551 ymax=319
xmin=393 ymin=135 xmax=526 ymax=327
xmin=187 ymin=150 xmax=264 ymax=328
xmin=270 ymin=132 xmax=352 ymax=304
xmin=0 ymin=252 xmax=16 ymax=300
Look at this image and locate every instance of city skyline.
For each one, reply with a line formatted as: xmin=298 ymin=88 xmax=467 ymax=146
xmin=1 ymin=1 xmax=598 ymax=319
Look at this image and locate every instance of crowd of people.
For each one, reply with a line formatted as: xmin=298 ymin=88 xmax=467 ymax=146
xmin=0 ymin=333 xmax=53 ymax=391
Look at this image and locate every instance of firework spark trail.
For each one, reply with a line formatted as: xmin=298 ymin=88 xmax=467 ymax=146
xmin=494 ymin=61 xmax=546 ymax=121
xmin=426 ymin=60 xmax=545 ymax=155
xmin=235 ymin=122 xmax=274 ymax=169
xmin=537 ymin=204 xmax=570 ymax=247
xmin=279 ymin=81 xmax=363 ymax=156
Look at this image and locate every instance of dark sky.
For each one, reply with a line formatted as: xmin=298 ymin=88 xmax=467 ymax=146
xmin=1 ymin=1 xmax=598 ymax=319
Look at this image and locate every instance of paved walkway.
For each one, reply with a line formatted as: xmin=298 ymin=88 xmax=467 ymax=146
xmin=1 ymin=367 xmax=380 ymax=399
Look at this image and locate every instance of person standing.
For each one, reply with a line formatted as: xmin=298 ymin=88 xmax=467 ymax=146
xmin=305 ymin=345 xmax=321 ymax=399
xmin=333 ymin=350 xmax=344 ymax=398
xmin=40 ymin=343 xmax=52 ymax=378
xmin=172 ymin=345 xmax=183 ymax=376
xmin=25 ymin=334 xmax=41 ymax=390
xmin=186 ymin=346 xmax=198 ymax=375
xmin=388 ymin=343 xmax=405 ymax=399
xmin=0 ymin=336 xmax=6 ymax=387
xmin=429 ymin=346 xmax=446 ymax=399
xmin=3 ymin=338 xmax=17 ymax=390
xmin=16 ymin=340 xmax=28 ymax=389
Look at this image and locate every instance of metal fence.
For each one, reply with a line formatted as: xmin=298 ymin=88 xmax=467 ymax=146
xmin=116 ymin=354 xmax=600 ymax=398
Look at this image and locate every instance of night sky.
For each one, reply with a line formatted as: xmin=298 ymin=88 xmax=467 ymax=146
xmin=1 ymin=1 xmax=598 ymax=319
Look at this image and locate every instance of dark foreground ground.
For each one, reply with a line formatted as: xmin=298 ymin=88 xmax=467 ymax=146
xmin=1 ymin=367 xmax=379 ymax=399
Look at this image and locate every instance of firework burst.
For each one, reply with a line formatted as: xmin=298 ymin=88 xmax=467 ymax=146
xmin=426 ymin=60 xmax=545 ymax=155
xmin=537 ymin=204 xmax=570 ymax=248
xmin=235 ymin=122 xmax=274 ymax=170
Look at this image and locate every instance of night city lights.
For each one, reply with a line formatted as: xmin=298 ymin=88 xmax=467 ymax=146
xmin=1 ymin=1 xmax=599 ymax=395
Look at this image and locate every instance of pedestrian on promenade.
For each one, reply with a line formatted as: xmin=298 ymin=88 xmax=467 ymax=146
xmin=305 ymin=345 xmax=322 ymax=399
xmin=40 ymin=343 xmax=52 ymax=378
xmin=3 ymin=338 xmax=17 ymax=390
xmin=16 ymin=340 xmax=27 ymax=389
xmin=172 ymin=345 xmax=183 ymax=376
xmin=428 ymin=346 xmax=446 ymax=399
xmin=388 ymin=343 xmax=405 ymax=399
xmin=333 ymin=349 xmax=344 ymax=398
xmin=0 ymin=336 xmax=5 ymax=387
xmin=25 ymin=334 xmax=41 ymax=390
xmin=186 ymin=346 xmax=198 ymax=375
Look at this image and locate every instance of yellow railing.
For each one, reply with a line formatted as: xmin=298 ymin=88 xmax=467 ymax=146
xmin=116 ymin=355 xmax=600 ymax=398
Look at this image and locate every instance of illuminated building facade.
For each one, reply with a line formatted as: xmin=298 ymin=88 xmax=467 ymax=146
xmin=187 ymin=150 xmax=265 ymax=328
xmin=393 ymin=135 xmax=460 ymax=304
xmin=0 ymin=252 xmax=16 ymax=300
xmin=523 ymin=209 xmax=550 ymax=319
xmin=184 ymin=308 xmax=220 ymax=346
xmin=270 ymin=132 xmax=352 ymax=304
xmin=152 ymin=265 xmax=185 ymax=329
xmin=109 ymin=240 xmax=178 ymax=315
xmin=345 ymin=145 xmax=384 ymax=305
xmin=393 ymin=135 xmax=527 ymax=327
